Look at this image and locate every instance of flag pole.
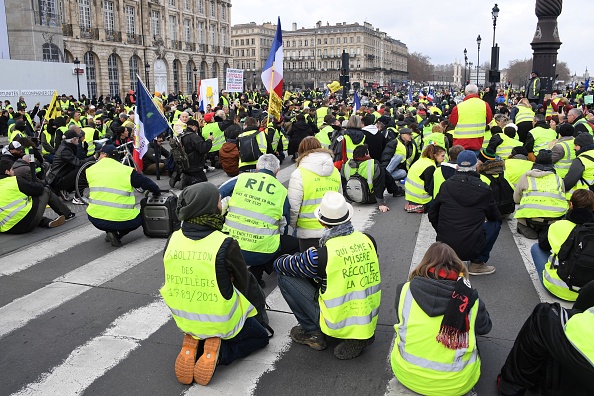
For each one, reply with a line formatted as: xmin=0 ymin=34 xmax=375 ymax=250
xmin=266 ymin=64 xmax=275 ymax=126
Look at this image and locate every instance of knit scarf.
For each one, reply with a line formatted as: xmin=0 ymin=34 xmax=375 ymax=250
xmin=185 ymin=214 xmax=225 ymax=230
xmin=436 ymin=276 xmax=473 ymax=350
xmin=319 ymin=221 xmax=355 ymax=247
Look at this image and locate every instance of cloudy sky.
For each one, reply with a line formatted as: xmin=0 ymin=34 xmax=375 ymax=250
xmin=232 ymin=0 xmax=589 ymax=77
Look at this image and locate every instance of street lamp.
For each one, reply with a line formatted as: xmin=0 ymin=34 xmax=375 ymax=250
xmin=469 ymin=61 xmax=473 ymax=84
xmin=252 ymin=72 xmax=256 ymax=90
xmin=476 ymin=35 xmax=482 ymax=85
xmin=193 ymin=66 xmax=198 ymax=94
xmin=73 ymin=57 xmax=81 ymax=101
xmin=464 ymin=48 xmax=468 ymax=86
xmin=145 ymin=62 xmax=150 ymax=90
xmin=492 ymin=4 xmax=499 ymax=47
xmin=490 ymin=4 xmax=501 ymax=83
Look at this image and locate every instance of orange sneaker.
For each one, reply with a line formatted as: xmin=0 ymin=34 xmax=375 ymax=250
xmin=194 ymin=337 xmax=221 ymax=386
xmin=175 ymin=334 xmax=199 ymax=384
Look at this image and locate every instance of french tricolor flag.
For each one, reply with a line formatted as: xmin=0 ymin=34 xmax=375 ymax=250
xmin=261 ymin=17 xmax=283 ymax=120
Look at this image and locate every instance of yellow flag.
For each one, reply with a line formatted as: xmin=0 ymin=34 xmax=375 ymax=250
xmin=283 ymin=90 xmax=292 ymax=102
xmin=328 ymin=81 xmax=342 ymax=93
xmin=44 ymin=91 xmax=61 ymax=121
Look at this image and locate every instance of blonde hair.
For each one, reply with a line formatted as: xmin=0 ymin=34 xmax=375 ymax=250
xmin=409 ymin=242 xmax=468 ymax=280
xmin=431 ymin=124 xmax=444 ymax=133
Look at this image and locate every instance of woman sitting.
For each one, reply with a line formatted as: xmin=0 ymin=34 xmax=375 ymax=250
xmin=391 ymin=242 xmax=492 ymax=396
xmin=404 ymin=144 xmax=446 ymax=213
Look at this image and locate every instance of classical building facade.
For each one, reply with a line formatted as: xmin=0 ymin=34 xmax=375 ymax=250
xmin=4 ymin=0 xmax=232 ymax=99
xmin=231 ymin=21 xmax=408 ymax=91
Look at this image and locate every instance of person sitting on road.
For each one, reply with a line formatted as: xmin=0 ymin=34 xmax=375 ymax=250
xmin=143 ymin=135 xmax=170 ymax=175
xmin=341 ymin=144 xmax=390 ymax=212
xmin=498 ymin=280 xmax=594 ymax=396
xmin=0 ymin=158 xmax=74 ymax=233
xmin=530 ymin=189 xmax=594 ymax=301
xmin=514 ymin=149 xmax=568 ymax=240
xmin=218 ymin=124 xmax=241 ymax=177
xmin=391 ymin=242 xmax=492 ymax=396
xmin=429 ymin=145 xmax=464 ymax=198
xmin=404 ymin=144 xmax=446 ymax=213
xmin=86 ymin=144 xmax=160 ymax=247
xmin=503 ymin=146 xmax=534 ymax=191
xmin=177 ymin=118 xmax=214 ymax=188
xmin=563 ymin=132 xmax=594 ymax=197
xmin=220 ymin=154 xmax=299 ymax=288
xmin=161 ymin=182 xmax=269 ymax=386
xmin=381 ymin=127 xmax=419 ymax=184
xmin=275 ymin=191 xmax=380 ymax=360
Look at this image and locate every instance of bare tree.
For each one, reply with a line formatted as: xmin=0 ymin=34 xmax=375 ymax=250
xmin=407 ymin=52 xmax=433 ymax=82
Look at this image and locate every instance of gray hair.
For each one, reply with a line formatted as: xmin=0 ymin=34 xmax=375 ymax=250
xmin=534 ymin=114 xmax=546 ymax=123
xmin=465 ymin=84 xmax=479 ymax=95
xmin=256 ymin=154 xmax=280 ymax=173
xmin=568 ymin=108 xmax=583 ymax=118
xmin=215 ymin=109 xmax=226 ymax=120
xmin=346 ymin=115 xmax=362 ymax=129
xmin=457 ymin=166 xmax=476 ymax=172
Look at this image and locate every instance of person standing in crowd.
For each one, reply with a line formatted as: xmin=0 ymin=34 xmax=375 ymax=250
xmin=428 ymin=150 xmax=501 ymax=275
xmin=404 ymin=144 xmax=446 ymax=213
xmin=287 ymin=114 xmax=313 ymax=161
xmin=498 ymin=281 xmax=594 ymax=396
xmin=161 ymin=182 xmax=269 ymax=386
xmin=391 ymin=242 xmax=492 ymax=396
xmin=86 ymin=145 xmax=160 ymax=246
xmin=275 ymin=191 xmax=380 ymax=360
xmin=288 ymin=137 xmax=342 ymax=251
xmin=448 ymin=84 xmax=493 ymax=152
xmin=525 ymin=71 xmax=541 ymax=104
xmin=0 ymin=159 xmax=73 ymax=233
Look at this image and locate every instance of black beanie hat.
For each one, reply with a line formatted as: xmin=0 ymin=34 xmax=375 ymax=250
xmin=535 ymin=149 xmax=553 ymax=165
xmin=511 ymin=146 xmax=529 ymax=157
xmin=557 ymin=123 xmax=574 ymax=137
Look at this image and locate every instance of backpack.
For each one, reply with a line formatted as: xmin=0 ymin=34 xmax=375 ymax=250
xmin=484 ymin=173 xmax=515 ymax=215
xmin=556 ymin=223 xmax=594 ymax=290
xmin=345 ymin=174 xmax=372 ymax=204
xmin=238 ymin=131 xmax=262 ymax=163
xmin=169 ymin=133 xmax=190 ymax=172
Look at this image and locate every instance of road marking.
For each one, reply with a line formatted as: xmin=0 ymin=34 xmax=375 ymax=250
xmin=0 ymin=238 xmax=165 ymax=338
xmin=184 ymin=287 xmax=296 ymax=396
xmin=11 ymin=300 xmax=171 ymax=396
xmin=0 ymin=225 xmax=105 ymax=276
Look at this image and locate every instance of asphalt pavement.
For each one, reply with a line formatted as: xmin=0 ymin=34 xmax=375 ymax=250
xmin=0 ymin=157 xmax=565 ymax=396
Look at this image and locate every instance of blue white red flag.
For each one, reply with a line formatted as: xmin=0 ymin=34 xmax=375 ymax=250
xmin=407 ymin=85 xmax=413 ymax=103
xmin=586 ymin=77 xmax=590 ymax=92
xmin=133 ymin=75 xmax=171 ymax=171
xmin=353 ymin=90 xmax=361 ymax=112
xmin=261 ymin=17 xmax=283 ymax=120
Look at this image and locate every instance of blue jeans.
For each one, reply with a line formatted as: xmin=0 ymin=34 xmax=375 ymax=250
xmin=476 ymin=220 xmax=502 ymax=263
xmin=386 ymin=154 xmax=407 ymax=181
xmin=277 ymin=274 xmax=320 ymax=334
xmin=219 ymin=317 xmax=269 ymax=366
xmin=530 ymin=243 xmax=550 ymax=283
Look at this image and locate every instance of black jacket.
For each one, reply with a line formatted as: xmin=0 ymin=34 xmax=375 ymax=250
xmin=288 ymin=121 xmax=313 ymax=155
xmin=180 ymin=131 xmax=212 ymax=175
xmin=380 ymin=137 xmax=418 ymax=169
xmin=47 ymin=141 xmax=92 ymax=185
xmin=428 ymin=171 xmax=502 ymax=261
xmin=143 ymin=141 xmax=170 ymax=169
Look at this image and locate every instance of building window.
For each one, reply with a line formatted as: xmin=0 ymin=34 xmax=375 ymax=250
xmin=173 ymin=60 xmax=179 ymax=93
xmin=38 ymin=0 xmax=59 ymax=27
xmin=84 ymin=51 xmax=97 ymax=98
xmin=169 ymin=15 xmax=177 ymax=40
xmin=108 ymin=54 xmax=120 ymax=97
xmin=183 ymin=19 xmax=191 ymax=43
xmin=129 ymin=55 xmax=139 ymax=91
xmin=241 ymin=49 xmax=244 ymax=57
xmin=78 ymin=0 xmax=91 ymax=29
xmin=200 ymin=61 xmax=207 ymax=79
xmin=251 ymin=38 xmax=254 ymax=45
xmin=103 ymin=1 xmax=114 ymax=32
xmin=357 ymin=36 xmax=361 ymax=43
xmin=184 ymin=0 xmax=190 ymax=11
xmin=251 ymin=49 xmax=255 ymax=56
xmin=210 ymin=1 xmax=215 ymax=17
xmin=198 ymin=0 xmax=203 ymax=13
xmin=197 ymin=22 xmax=204 ymax=44
xmin=42 ymin=43 xmax=61 ymax=62
xmin=125 ymin=5 xmax=135 ymax=35
xmin=212 ymin=62 xmax=218 ymax=79
xmin=210 ymin=26 xmax=216 ymax=45
xmin=187 ymin=61 xmax=195 ymax=93
xmin=330 ymin=38 xmax=334 ymax=44
xmin=221 ymin=4 xmax=225 ymax=20
xmin=168 ymin=0 xmax=175 ymax=7
xmin=240 ymin=39 xmax=244 ymax=45
xmin=151 ymin=10 xmax=160 ymax=36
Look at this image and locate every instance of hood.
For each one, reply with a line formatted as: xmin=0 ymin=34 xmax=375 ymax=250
xmin=444 ymin=172 xmax=489 ymax=207
xmin=362 ymin=125 xmax=378 ymax=135
xmin=478 ymin=159 xmax=504 ymax=175
xmin=524 ymin=168 xmax=556 ymax=178
xmin=409 ymin=277 xmax=457 ymax=317
xmin=344 ymin=128 xmax=365 ymax=144
xmin=298 ymin=150 xmax=336 ymax=176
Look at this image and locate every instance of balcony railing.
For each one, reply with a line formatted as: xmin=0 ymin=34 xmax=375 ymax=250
xmin=171 ymin=40 xmax=182 ymax=50
xmin=222 ymin=46 xmax=230 ymax=55
xmin=213 ymin=45 xmax=220 ymax=54
xmin=80 ymin=26 xmax=99 ymax=40
xmin=62 ymin=23 xmax=73 ymax=37
xmin=199 ymin=43 xmax=207 ymax=53
xmin=127 ymin=33 xmax=143 ymax=45
xmin=185 ymin=42 xmax=196 ymax=51
xmin=105 ymin=30 xmax=122 ymax=42
xmin=34 ymin=11 xmax=61 ymax=27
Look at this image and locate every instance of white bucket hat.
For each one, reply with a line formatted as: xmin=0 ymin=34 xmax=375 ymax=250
xmin=314 ymin=191 xmax=353 ymax=226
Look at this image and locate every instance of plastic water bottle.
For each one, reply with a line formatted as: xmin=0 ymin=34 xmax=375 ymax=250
xmin=400 ymin=177 xmax=406 ymax=185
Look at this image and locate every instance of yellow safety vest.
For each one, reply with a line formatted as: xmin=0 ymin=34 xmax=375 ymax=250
xmin=529 ymin=126 xmax=557 ymax=153
xmin=391 ymin=282 xmax=480 ymax=396
xmin=0 ymin=177 xmax=33 ymax=232
xmin=543 ymin=220 xmax=579 ymax=301
xmin=564 ymin=308 xmax=594 ymax=365
xmin=8 ymin=126 xmax=26 ymax=143
xmin=515 ymin=173 xmax=568 ymax=219
xmin=41 ymin=129 xmax=55 ymax=156
xmin=202 ymin=122 xmax=225 ymax=153
xmin=431 ymin=166 xmax=449 ymax=198
xmin=296 ymin=167 xmax=341 ymax=230
xmin=573 ymin=119 xmax=593 ymax=135
xmin=160 ymin=230 xmax=256 ymax=340
xmin=315 ymin=125 xmax=333 ymax=149
xmin=422 ymin=133 xmax=447 ymax=152
xmin=404 ymin=157 xmax=436 ymax=204
xmin=344 ymin=134 xmax=365 ymax=160
xmin=454 ymin=98 xmax=487 ymax=139
xmin=342 ymin=159 xmax=375 ymax=192
xmin=553 ymin=139 xmax=575 ymax=179
xmin=81 ymin=127 xmax=96 ymax=157
xmin=319 ymin=232 xmax=381 ymax=339
xmin=237 ymin=130 xmax=268 ymax=168
xmin=223 ymin=172 xmax=286 ymax=254
xmin=545 ymin=97 xmax=561 ymax=118
xmin=316 ymin=107 xmax=329 ymax=128
xmin=268 ymin=125 xmax=287 ymax=152
xmin=393 ymin=139 xmax=417 ymax=170
xmin=504 ymin=158 xmax=534 ymax=190
xmin=495 ymin=134 xmax=521 ymax=159
xmin=515 ymin=106 xmax=535 ymax=124
xmin=86 ymin=158 xmax=139 ymax=221
xmin=569 ymin=153 xmax=594 ymax=194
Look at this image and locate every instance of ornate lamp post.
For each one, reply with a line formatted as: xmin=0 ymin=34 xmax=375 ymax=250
xmin=476 ymin=35 xmax=482 ymax=85
xmin=73 ymin=57 xmax=81 ymax=101
xmin=464 ymin=48 xmax=468 ymax=86
xmin=490 ymin=4 xmax=501 ymax=83
xmin=193 ymin=66 xmax=198 ymax=93
xmin=145 ymin=62 xmax=150 ymax=89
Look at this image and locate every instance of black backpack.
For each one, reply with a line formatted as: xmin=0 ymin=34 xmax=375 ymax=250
xmin=484 ymin=173 xmax=515 ymax=215
xmin=238 ymin=131 xmax=262 ymax=163
xmin=556 ymin=223 xmax=594 ymax=290
xmin=345 ymin=175 xmax=372 ymax=204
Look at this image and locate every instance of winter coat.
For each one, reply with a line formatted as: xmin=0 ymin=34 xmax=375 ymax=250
xmin=288 ymin=149 xmax=343 ymax=239
xmin=181 ymin=131 xmax=212 ymax=176
xmin=287 ymin=121 xmax=313 ymax=155
xmin=428 ymin=171 xmax=502 ymax=261
xmin=47 ymin=141 xmax=91 ymax=185
xmin=219 ymin=140 xmax=239 ymax=176
xmin=362 ymin=124 xmax=386 ymax=161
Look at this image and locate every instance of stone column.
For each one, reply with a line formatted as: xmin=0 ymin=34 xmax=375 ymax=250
xmin=531 ymin=0 xmax=562 ymax=102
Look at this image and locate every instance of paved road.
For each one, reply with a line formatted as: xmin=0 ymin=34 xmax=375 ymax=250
xmin=0 ymin=159 xmax=565 ymax=396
